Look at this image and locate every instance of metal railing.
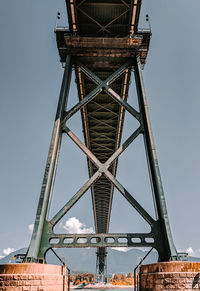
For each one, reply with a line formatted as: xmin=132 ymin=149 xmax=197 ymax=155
xmin=133 ymin=247 xmax=153 ymax=291
xmin=51 ymin=249 xmax=70 ymax=291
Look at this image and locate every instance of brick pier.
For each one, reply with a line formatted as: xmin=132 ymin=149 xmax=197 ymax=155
xmin=140 ymin=261 xmax=200 ymax=290
xmin=0 ymin=263 xmax=66 ymax=291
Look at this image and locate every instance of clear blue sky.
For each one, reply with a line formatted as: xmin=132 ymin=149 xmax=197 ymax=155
xmin=0 ymin=0 xmax=200 ymax=259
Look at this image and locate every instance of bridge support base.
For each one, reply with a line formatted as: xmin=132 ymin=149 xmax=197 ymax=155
xmin=140 ymin=261 xmax=200 ymax=290
xmin=0 ymin=263 xmax=66 ymax=291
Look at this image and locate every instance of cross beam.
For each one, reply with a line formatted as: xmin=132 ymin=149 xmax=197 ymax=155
xmin=44 ymin=233 xmax=157 ymax=249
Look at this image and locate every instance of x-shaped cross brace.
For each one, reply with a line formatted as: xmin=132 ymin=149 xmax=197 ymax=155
xmin=49 ymin=63 xmax=155 ymax=230
xmin=77 ymin=0 xmax=131 ymax=35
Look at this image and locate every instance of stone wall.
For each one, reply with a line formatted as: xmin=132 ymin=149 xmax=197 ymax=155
xmin=0 ymin=263 xmax=66 ymax=291
xmin=140 ymin=261 xmax=200 ymax=290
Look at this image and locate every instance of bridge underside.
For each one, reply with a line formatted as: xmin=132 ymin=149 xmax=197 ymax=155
xmin=67 ymin=0 xmax=145 ymax=272
xmin=25 ymin=0 xmax=178 ymax=276
xmin=56 ymin=0 xmax=151 ymax=274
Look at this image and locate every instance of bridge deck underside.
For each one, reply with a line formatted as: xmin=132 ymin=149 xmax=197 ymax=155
xmin=63 ymin=0 xmax=143 ymax=235
xmin=76 ymin=60 xmax=131 ymax=234
xmin=66 ymin=0 xmax=141 ymax=37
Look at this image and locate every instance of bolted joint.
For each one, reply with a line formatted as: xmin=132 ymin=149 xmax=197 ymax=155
xmin=98 ymin=164 xmax=107 ymax=174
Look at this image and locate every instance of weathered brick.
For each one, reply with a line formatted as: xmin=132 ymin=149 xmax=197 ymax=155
xmin=140 ymin=261 xmax=200 ymax=290
xmin=0 ymin=264 xmax=66 ymax=291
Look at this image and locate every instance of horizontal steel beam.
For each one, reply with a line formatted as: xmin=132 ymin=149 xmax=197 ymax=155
xmin=48 ymin=232 xmax=156 ymax=249
xmin=64 ymin=36 xmax=143 ymax=49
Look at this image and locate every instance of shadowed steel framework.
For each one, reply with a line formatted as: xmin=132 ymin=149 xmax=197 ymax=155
xmin=25 ymin=0 xmax=178 ymax=276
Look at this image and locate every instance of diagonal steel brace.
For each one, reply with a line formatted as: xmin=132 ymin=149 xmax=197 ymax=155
xmin=63 ymin=62 xmax=140 ymax=123
xmin=49 ymin=124 xmax=154 ymax=227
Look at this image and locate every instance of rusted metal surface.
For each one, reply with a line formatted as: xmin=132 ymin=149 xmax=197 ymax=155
xmin=56 ymin=32 xmax=150 ymax=62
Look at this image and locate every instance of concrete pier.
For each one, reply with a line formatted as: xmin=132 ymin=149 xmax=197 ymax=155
xmin=140 ymin=261 xmax=200 ymax=290
xmin=0 ymin=263 xmax=66 ymax=291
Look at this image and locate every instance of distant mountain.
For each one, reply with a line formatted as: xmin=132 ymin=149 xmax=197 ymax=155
xmin=45 ymin=248 xmax=158 ymax=274
xmin=0 ymin=248 xmax=27 ymax=264
xmin=0 ymin=247 xmax=199 ymax=274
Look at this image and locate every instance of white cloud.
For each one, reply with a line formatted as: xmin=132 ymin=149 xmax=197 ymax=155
xmin=187 ymin=247 xmax=194 ymax=255
xmin=60 ymin=217 xmax=94 ymax=234
xmin=111 ymin=247 xmax=156 ymax=253
xmin=112 ymin=247 xmax=129 ymax=252
xmin=0 ymin=255 xmax=5 ymax=259
xmin=3 ymin=248 xmax=15 ymax=256
xmin=28 ymin=224 xmax=34 ymax=235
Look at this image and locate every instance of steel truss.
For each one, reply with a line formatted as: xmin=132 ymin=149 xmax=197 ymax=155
xmin=68 ymin=0 xmax=141 ymax=36
xmin=25 ymin=54 xmax=177 ymax=265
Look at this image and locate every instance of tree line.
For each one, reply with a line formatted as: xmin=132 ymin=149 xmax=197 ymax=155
xmin=68 ymin=272 xmax=135 ymax=286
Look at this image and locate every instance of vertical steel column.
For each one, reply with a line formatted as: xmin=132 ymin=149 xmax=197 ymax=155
xmin=134 ymin=55 xmax=177 ymax=261
xmin=96 ymin=248 xmax=107 ymax=282
xmin=26 ymin=56 xmax=72 ymax=261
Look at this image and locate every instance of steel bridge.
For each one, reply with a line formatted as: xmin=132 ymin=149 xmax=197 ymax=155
xmin=25 ymin=0 xmax=178 ymax=276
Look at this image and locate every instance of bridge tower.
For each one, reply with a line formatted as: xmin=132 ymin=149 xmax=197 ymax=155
xmin=25 ymin=0 xmax=178 ymax=275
